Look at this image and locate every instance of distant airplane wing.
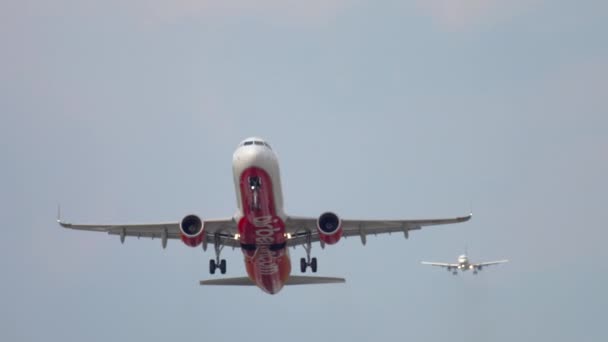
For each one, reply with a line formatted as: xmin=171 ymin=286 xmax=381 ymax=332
xmin=420 ymin=261 xmax=459 ymax=268
xmin=58 ymin=216 xmax=239 ymax=248
xmin=474 ymin=260 xmax=509 ymax=268
xmin=284 ymin=213 xmax=472 ymax=247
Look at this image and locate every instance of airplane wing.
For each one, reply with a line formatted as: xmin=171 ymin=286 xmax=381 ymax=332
xmin=58 ymin=211 xmax=471 ymax=249
xmin=474 ymin=260 xmax=509 ymax=268
xmin=284 ymin=213 xmax=472 ymax=247
xmin=420 ymin=261 xmax=459 ymax=268
xmin=58 ymin=216 xmax=240 ymax=248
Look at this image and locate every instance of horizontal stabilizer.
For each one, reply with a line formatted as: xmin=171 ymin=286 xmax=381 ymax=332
xmin=200 ymin=277 xmax=254 ymax=286
xmin=285 ymin=276 xmax=345 ymax=285
xmin=199 ymin=276 xmax=345 ymax=286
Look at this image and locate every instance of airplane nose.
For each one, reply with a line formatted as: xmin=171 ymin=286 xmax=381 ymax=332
xmin=234 ymin=146 xmax=276 ymax=167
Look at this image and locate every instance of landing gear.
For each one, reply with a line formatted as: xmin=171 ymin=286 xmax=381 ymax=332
xmin=251 ymin=190 xmax=260 ymax=211
xmin=209 ymin=259 xmax=227 ymax=275
xmin=210 ymin=233 xmax=226 ymax=275
xmin=299 ymin=232 xmax=317 ymax=273
xmin=249 ymin=176 xmax=262 ymax=190
xmin=452 ymin=271 xmax=458 ymax=275
xmin=249 ymin=177 xmax=262 ymax=211
xmin=299 ymin=257 xmax=317 ymax=273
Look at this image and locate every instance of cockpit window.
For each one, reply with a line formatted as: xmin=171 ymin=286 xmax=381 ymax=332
xmin=241 ymin=140 xmax=271 ymax=149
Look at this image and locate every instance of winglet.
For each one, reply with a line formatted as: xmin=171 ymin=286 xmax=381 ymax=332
xmin=56 ymin=204 xmax=71 ymax=228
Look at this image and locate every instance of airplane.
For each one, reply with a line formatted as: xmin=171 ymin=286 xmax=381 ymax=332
xmin=58 ymin=137 xmax=472 ymax=294
xmin=421 ymin=254 xmax=508 ymax=275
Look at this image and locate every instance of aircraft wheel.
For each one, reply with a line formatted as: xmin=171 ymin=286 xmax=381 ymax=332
xmin=210 ymin=259 xmax=216 ymax=275
xmin=220 ymin=259 xmax=227 ymax=274
xmin=300 ymin=258 xmax=307 ymax=273
xmin=311 ymin=257 xmax=318 ymax=273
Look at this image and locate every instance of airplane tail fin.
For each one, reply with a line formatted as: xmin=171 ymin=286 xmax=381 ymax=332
xmin=199 ymin=276 xmax=345 ymax=286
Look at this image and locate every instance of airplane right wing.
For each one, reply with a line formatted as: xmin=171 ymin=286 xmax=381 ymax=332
xmin=420 ymin=262 xmax=459 ymax=268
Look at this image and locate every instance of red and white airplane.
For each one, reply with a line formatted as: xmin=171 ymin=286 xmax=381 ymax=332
xmin=59 ymin=137 xmax=471 ymax=294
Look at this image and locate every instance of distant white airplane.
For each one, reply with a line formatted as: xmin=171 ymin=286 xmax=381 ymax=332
xmin=422 ymin=254 xmax=508 ymax=275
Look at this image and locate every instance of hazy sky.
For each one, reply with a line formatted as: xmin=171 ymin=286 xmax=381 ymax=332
xmin=2 ymin=1 xmax=607 ymax=341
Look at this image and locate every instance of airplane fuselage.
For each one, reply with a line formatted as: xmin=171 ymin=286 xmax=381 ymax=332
xmin=457 ymin=255 xmax=470 ymax=270
xmin=232 ymin=139 xmax=290 ymax=294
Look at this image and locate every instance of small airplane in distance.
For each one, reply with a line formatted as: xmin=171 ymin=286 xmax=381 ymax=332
xmin=421 ymin=254 xmax=508 ymax=275
xmin=58 ymin=137 xmax=472 ymax=294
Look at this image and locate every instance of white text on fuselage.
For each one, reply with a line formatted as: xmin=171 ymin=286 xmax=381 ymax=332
xmin=252 ymin=215 xmax=284 ymax=275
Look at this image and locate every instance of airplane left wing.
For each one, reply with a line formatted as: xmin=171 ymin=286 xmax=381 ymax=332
xmin=58 ymin=216 xmax=240 ymax=248
xmin=420 ymin=262 xmax=459 ymax=268
xmin=284 ymin=213 xmax=471 ymax=247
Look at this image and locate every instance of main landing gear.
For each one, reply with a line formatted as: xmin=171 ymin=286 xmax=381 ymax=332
xmin=210 ymin=259 xmax=226 ymax=275
xmin=209 ymin=233 xmax=226 ymax=274
xmin=299 ymin=232 xmax=317 ymax=273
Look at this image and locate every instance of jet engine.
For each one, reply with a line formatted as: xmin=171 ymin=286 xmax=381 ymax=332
xmin=317 ymin=212 xmax=343 ymax=245
xmin=180 ymin=214 xmax=204 ymax=247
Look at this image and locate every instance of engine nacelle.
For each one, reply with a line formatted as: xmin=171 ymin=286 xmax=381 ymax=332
xmin=316 ymin=212 xmax=343 ymax=245
xmin=180 ymin=214 xmax=204 ymax=247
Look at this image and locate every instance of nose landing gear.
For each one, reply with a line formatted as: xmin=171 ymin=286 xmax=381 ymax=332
xmin=249 ymin=176 xmax=262 ymax=211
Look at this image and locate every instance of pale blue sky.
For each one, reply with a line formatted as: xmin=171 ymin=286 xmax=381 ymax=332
xmin=1 ymin=1 xmax=607 ymax=341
